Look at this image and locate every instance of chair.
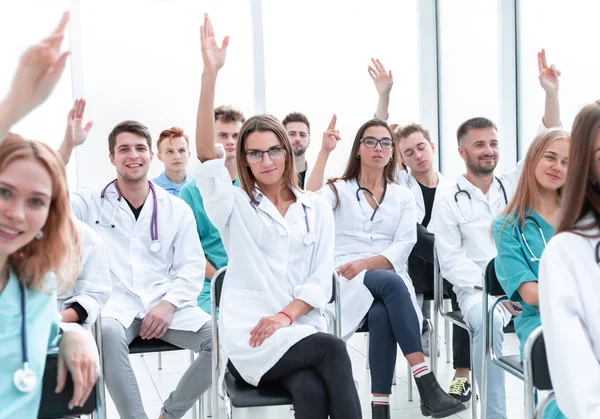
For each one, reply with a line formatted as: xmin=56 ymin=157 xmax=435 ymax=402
xmin=210 ymin=267 xmax=342 ymax=419
xmin=432 ymin=244 xmax=478 ymax=419
xmin=128 ymin=332 xmax=206 ymax=419
xmin=523 ymin=326 xmax=555 ymax=419
xmin=480 ymin=258 xmax=524 ymax=418
xmin=38 ymin=318 xmax=106 ymax=419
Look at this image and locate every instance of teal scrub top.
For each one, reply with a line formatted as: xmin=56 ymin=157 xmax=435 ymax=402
xmin=179 ymin=178 xmax=240 ymax=312
xmin=0 ymin=270 xmax=61 ymax=419
xmin=493 ymin=211 xmax=565 ymax=419
xmin=152 ymin=171 xmax=192 ymax=197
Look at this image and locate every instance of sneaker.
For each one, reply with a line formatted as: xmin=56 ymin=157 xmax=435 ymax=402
xmin=448 ymin=377 xmax=472 ymax=406
xmin=421 ymin=332 xmax=440 ymax=358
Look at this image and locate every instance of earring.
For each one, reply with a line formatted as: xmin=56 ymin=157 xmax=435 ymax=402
xmin=35 ymin=231 xmax=44 ymax=240
xmin=357 ymin=155 xmax=361 ymax=159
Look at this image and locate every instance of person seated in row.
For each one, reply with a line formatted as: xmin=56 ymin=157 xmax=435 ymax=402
xmin=58 ymin=218 xmax=112 ymax=328
xmin=0 ymin=12 xmax=98 ymax=415
xmin=306 ymin=116 xmax=465 ymax=419
xmin=193 ymin=15 xmax=362 ymax=419
xmin=539 ymin=101 xmax=600 ymax=418
xmin=493 ymin=128 xmax=569 ymax=419
xmin=179 ymin=105 xmax=245 ymax=314
xmin=58 ymin=109 xmax=212 ymax=419
xmin=152 ymin=127 xmax=192 ymax=197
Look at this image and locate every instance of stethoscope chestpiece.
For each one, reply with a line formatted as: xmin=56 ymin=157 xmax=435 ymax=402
xmin=150 ymin=240 xmax=161 ymax=253
xmin=364 ymin=220 xmax=373 ymax=231
xmin=303 ymin=232 xmax=316 ymax=246
xmin=14 ymin=363 xmax=37 ymax=393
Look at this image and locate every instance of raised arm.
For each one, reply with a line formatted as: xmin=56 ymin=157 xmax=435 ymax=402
xmin=538 ymin=49 xmax=561 ymax=128
xmin=196 ymin=14 xmax=229 ymax=162
xmin=305 ymin=114 xmax=341 ymax=192
xmin=57 ymin=99 xmax=94 ymax=164
xmin=0 ymin=12 xmax=70 ymax=140
xmin=369 ymin=58 xmax=393 ymax=121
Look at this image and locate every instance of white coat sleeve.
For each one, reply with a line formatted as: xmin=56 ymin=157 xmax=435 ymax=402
xmin=431 ymin=194 xmax=482 ymax=288
xmin=162 ymin=205 xmax=206 ymax=308
xmin=379 ymin=192 xmax=417 ymax=272
xmin=317 ymin=183 xmax=338 ymax=210
xmin=539 ymin=236 xmax=600 ymax=418
xmin=60 ymin=225 xmax=112 ymax=325
xmin=194 ymin=157 xmax=236 ymax=231
xmin=70 ymin=185 xmax=95 ymax=222
xmin=292 ymin=198 xmax=335 ymax=312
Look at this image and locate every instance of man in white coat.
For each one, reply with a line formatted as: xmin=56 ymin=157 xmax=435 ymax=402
xmin=57 ymin=219 xmax=112 ymax=328
xmin=58 ymin=113 xmax=211 ymax=419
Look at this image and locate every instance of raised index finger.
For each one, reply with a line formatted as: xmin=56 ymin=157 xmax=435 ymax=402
xmin=52 ymin=11 xmax=70 ymax=37
xmin=541 ymin=48 xmax=548 ymax=69
xmin=327 ymin=114 xmax=337 ymax=131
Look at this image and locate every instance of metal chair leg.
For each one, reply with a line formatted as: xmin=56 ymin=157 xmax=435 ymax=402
xmin=190 ymin=350 xmax=197 ymax=419
xmin=158 ymin=352 xmax=163 ymax=370
xmin=444 ymin=300 xmax=451 ymax=363
xmin=407 ymin=363 xmax=413 ymax=402
xmin=365 ymin=334 xmax=370 ymax=370
xmin=467 ymin=329 xmax=478 ymax=419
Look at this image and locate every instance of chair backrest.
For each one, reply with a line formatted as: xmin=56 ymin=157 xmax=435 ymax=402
xmin=484 ymin=258 xmax=506 ymax=296
xmin=531 ymin=333 xmax=553 ymax=390
xmin=212 ymin=267 xmax=337 ymax=308
xmin=38 ymin=353 xmax=97 ymax=418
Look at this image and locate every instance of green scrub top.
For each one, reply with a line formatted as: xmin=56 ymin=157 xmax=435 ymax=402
xmin=0 ymin=270 xmax=61 ymax=419
xmin=493 ymin=211 xmax=564 ymax=419
xmin=179 ymin=178 xmax=240 ymax=313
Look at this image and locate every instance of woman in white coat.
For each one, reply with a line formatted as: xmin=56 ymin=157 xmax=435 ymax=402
xmin=306 ymin=117 xmax=465 ymax=419
xmin=538 ymin=100 xmax=600 ymax=418
xmin=194 ymin=16 xmax=361 ymax=419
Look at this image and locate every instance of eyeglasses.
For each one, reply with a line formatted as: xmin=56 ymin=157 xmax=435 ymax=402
xmin=360 ymin=137 xmax=394 ymax=149
xmin=245 ymin=147 xmax=287 ymax=164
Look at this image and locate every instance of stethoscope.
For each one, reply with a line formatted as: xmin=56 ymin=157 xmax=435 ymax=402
xmin=96 ymin=179 xmax=161 ymax=253
xmin=454 ymin=176 xmax=508 ymax=222
xmin=14 ymin=281 xmax=37 ymax=393
xmin=519 ymin=216 xmax=547 ymax=262
xmin=250 ymin=199 xmax=315 ymax=246
xmin=356 ymin=179 xmax=387 ymax=231
xmin=595 ymin=241 xmax=600 ymax=264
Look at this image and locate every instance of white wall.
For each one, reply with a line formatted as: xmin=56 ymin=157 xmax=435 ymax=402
xmin=72 ymin=0 xmax=255 ymax=187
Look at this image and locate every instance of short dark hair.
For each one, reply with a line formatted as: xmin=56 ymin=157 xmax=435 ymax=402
xmin=108 ymin=120 xmax=152 ymax=156
xmin=214 ymin=105 xmax=245 ymax=124
xmin=397 ymin=123 xmax=432 ymax=143
xmin=456 ymin=117 xmax=497 ymax=144
xmin=282 ymin=112 xmax=310 ymax=134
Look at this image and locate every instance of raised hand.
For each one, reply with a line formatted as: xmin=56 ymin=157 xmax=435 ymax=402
xmin=7 ymin=11 xmax=71 ymax=116
xmin=200 ymin=14 xmax=230 ymax=74
xmin=368 ymin=58 xmax=393 ymax=97
xmin=65 ymin=99 xmax=94 ymax=148
xmin=322 ymin=114 xmax=341 ymax=153
xmin=537 ymin=49 xmax=560 ymax=94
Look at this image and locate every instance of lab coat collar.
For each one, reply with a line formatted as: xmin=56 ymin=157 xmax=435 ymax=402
xmin=455 ymin=173 xmax=505 ymax=199
xmin=105 ymin=178 xmax=167 ymax=201
xmin=252 ymin=184 xmax=314 ymax=209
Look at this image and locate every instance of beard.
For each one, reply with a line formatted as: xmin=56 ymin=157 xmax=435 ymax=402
xmin=293 ymin=146 xmax=308 ymax=157
xmin=465 ymin=154 xmax=497 ymax=176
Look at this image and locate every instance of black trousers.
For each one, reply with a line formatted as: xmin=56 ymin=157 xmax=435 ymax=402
xmin=229 ymin=332 xmax=362 ymax=419
xmin=409 ymin=222 xmax=471 ymax=370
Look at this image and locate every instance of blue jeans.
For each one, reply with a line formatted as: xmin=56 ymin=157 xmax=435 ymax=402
xmin=363 ymin=270 xmax=422 ymax=394
xmin=465 ymin=302 xmax=506 ymax=419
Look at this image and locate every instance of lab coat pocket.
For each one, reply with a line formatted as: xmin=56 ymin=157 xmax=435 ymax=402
xmin=220 ymin=288 xmax=271 ymax=334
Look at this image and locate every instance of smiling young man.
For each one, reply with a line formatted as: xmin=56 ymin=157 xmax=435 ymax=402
xmin=58 ymin=117 xmax=212 ymax=419
xmin=152 ymin=126 xmax=192 ymax=197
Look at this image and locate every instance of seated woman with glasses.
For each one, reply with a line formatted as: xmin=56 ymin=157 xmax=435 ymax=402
xmin=306 ymin=117 xmax=465 ymax=419
xmin=492 ymin=128 xmax=569 ymax=419
xmin=192 ymin=15 xmax=362 ymax=419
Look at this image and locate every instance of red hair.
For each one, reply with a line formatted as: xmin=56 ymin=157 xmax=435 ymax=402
xmin=1 ymin=134 xmax=81 ymax=290
xmin=156 ymin=126 xmax=189 ymax=151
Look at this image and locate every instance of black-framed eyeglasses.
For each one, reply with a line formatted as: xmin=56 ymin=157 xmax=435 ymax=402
xmin=245 ymin=147 xmax=287 ymax=163
xmin=360 ymin=137 xmax=394 ymax=149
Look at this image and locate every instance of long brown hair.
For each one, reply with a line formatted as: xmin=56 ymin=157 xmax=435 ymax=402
xmin=235 ymin=114 xmax=299 ymax=201
xmin=557 ymin=101 xmax=600 ymax=236
xmin=498 ymin=128 xmax=569 ymax=232
xmin=1 ymin=135 xmax=81 ymax=290
xmin=326 ymin=119 xmax=396 ymax=209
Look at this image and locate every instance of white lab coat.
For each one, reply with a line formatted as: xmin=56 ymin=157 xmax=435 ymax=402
xmin=70 ymin=182 xmax=209 ymax=332
xmin=195 ymin=158 xmax=335 ymax=386
xmin=539 ymin=215 xmax=600 ymax=418
xmin=430 ymin=163 xmax=523 ymax=324
xmin=395 ymin=169 xmax=451 ymax=234
xmin=319 ymin=179 xmax=421 ymax=340
xmin=57 ymin=220 xmax=112 ymax=328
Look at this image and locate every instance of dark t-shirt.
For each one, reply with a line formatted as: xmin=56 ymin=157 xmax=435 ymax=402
xmin=298 ymin=170 xmax=307 ymax=189
xmin=418 ymin=182 xmax=437 ymax=228
xmin=124 ymin=197 xmax=144 ymax=220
